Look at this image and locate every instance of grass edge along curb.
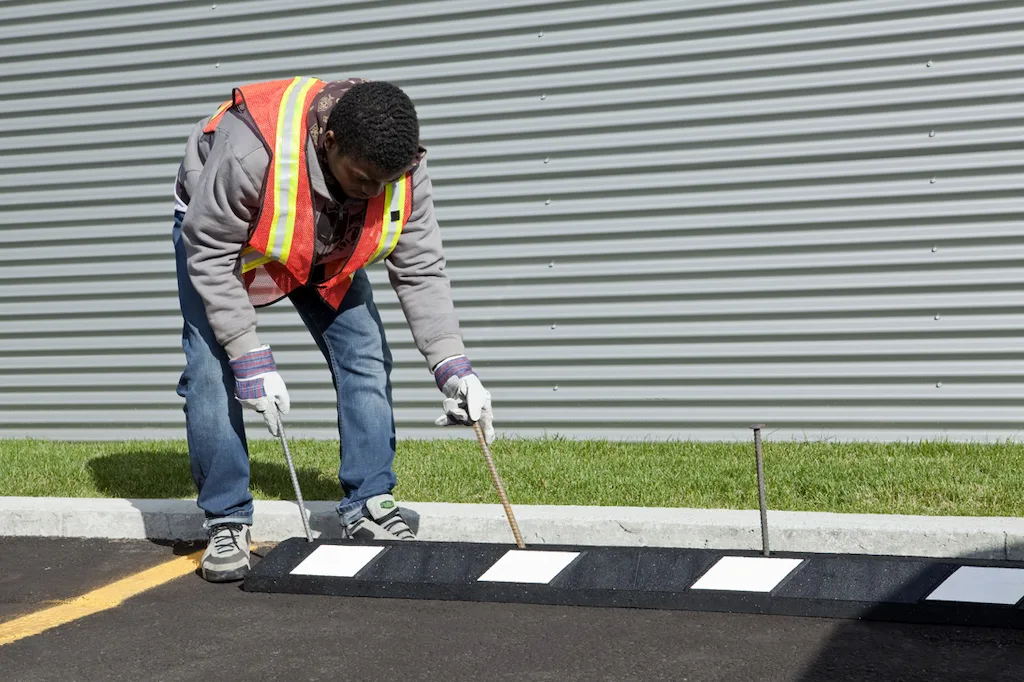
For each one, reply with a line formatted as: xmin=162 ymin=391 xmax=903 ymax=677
xmin=2 ymin=437 xmax=1022 ymax=517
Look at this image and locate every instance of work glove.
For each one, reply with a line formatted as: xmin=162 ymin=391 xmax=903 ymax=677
xmin=229 ymin=345 xmax=290 ymax=437
xmin=432 ymin=355 xmax=494 ymax=444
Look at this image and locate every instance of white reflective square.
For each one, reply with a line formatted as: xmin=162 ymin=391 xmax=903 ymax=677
xmin=477 ymin=550 xmax=580 ymax=584
xmin=691 ymin=556 xmax=803 ymax=593
xmin=290 ymin=545 xmax=385 ymax=578
xmin=926 ymin=566 xmax=1024 ymax=605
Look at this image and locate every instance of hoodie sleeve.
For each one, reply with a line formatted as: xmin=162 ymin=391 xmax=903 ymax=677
xmin=180 ymin=114 xmax=269 ymax=359
xmin=385 ymin=157 xmax=466 ymax=369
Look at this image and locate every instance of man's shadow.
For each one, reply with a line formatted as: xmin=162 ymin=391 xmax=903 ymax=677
xmin=86 ymin=447 xmax=341 ymax=501
xmin=85 ymin=447 xmax=419 ymax=540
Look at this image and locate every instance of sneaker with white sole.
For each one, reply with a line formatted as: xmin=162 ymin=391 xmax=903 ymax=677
xmin=201 ymin=523 xmax=252 ymax=582
xmin=343 ymin=494 xmax=415 ymax=541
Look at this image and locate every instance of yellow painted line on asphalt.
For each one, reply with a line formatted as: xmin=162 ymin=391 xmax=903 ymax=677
xmin=0 ymin=550 xmax=203 ymax=647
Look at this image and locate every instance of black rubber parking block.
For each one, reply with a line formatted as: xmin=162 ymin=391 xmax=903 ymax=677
xmin=244 ymin=538 xmax=1024 ymax=628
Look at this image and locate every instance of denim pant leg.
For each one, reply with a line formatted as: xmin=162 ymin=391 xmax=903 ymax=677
xmin=288 ymin=270 xmax=397 ymax=524
xmin=172 ymin=212 xmax=254 ymax=526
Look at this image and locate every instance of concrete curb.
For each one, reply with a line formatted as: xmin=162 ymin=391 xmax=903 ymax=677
xmin=1 ymin=497 xmax=1023 ymax=560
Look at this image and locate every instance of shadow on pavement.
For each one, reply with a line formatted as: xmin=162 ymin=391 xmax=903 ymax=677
xmin=794 ymin=540 xmax=1024 ymax=682
xmin=145 ymin=539 xmax=205 ymax=556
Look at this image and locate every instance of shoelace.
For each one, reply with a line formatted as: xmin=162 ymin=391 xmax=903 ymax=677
xmin=212 ymin=524 xmax=243 ymax=555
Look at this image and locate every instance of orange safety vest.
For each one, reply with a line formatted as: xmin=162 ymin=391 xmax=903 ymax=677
xmin=203 ymin=76 xmax=414 ymax=310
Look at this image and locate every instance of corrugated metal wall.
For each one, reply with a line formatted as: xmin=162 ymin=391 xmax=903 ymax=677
xmin=1 ymin=0 xmax=1023 ymax=441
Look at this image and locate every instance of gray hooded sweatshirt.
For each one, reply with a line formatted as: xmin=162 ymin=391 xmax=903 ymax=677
xmin=173 ymin=103 xmax=465 ymax=369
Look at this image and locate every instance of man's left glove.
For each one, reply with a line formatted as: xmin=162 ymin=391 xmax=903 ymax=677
xmin=432 ymin=355 xmax=494 ymax=444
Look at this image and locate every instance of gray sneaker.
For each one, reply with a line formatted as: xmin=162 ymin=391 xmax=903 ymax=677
xmin=201 ymin=523 xmax=252 ymax=582
xmin=343 ymin=494 xmax=415 ymax=541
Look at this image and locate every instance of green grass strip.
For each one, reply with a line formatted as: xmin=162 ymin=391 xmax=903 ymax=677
xmin=1 ymin=438 xmax=1022 ymax=517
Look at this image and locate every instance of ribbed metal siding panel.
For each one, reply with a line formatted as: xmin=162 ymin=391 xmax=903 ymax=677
xmin=1 ymin=0 xmax=1023 ymax=440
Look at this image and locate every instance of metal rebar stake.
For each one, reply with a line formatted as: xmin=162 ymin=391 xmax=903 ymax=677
xmin=278 ymin=418 xmax=314 ymax=543
xmin=473 ymin=422 xmax=526 ymax=549
xmin=751 ymin=424 xmax=770 ymax=557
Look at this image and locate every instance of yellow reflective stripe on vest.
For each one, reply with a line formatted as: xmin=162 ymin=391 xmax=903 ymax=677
xmin=368 ymin=174 xmax=408 ymax=264
xmin=240 ymin=246 xmax=271 ymax=274
xmin=265 ymin=76 xmax=320 ymax=267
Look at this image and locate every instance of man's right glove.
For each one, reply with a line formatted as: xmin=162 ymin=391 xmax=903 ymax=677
xmin=432 ymin=355 xmax=494 ymax=444
xmin=229 ymin=345 xmax=290 ymax=436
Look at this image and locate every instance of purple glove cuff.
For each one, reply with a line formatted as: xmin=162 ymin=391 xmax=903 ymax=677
xmin=433 ymin=355 xmax=476 ymax=391
xmin=234 ymin=377 xmax=266 ymax=400
xmin=230 ymin=346 xmax=276 ymax=380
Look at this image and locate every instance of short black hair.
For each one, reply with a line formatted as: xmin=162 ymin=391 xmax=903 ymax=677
xmin=327 ymin=81 xmax=419 ymax=176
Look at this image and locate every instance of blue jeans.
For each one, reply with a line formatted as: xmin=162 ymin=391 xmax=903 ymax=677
xmin=172 ymin=212 xmax=397 ymax=528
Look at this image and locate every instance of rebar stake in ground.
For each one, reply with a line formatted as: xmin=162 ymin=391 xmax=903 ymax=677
xmin=751 ymin=424 xmax=769 ymax=557
xmin=278 ymin=418 xmax=313 ymax=543
xmin=474 ymin=422 xmax=525 ymax=549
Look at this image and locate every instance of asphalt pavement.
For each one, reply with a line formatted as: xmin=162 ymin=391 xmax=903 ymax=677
xmin=1 ymin=537 xmax=1023 ymax=681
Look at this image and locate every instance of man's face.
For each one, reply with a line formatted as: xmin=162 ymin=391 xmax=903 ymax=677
xmin=323 ymin=130 xmax=408 ymax=201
